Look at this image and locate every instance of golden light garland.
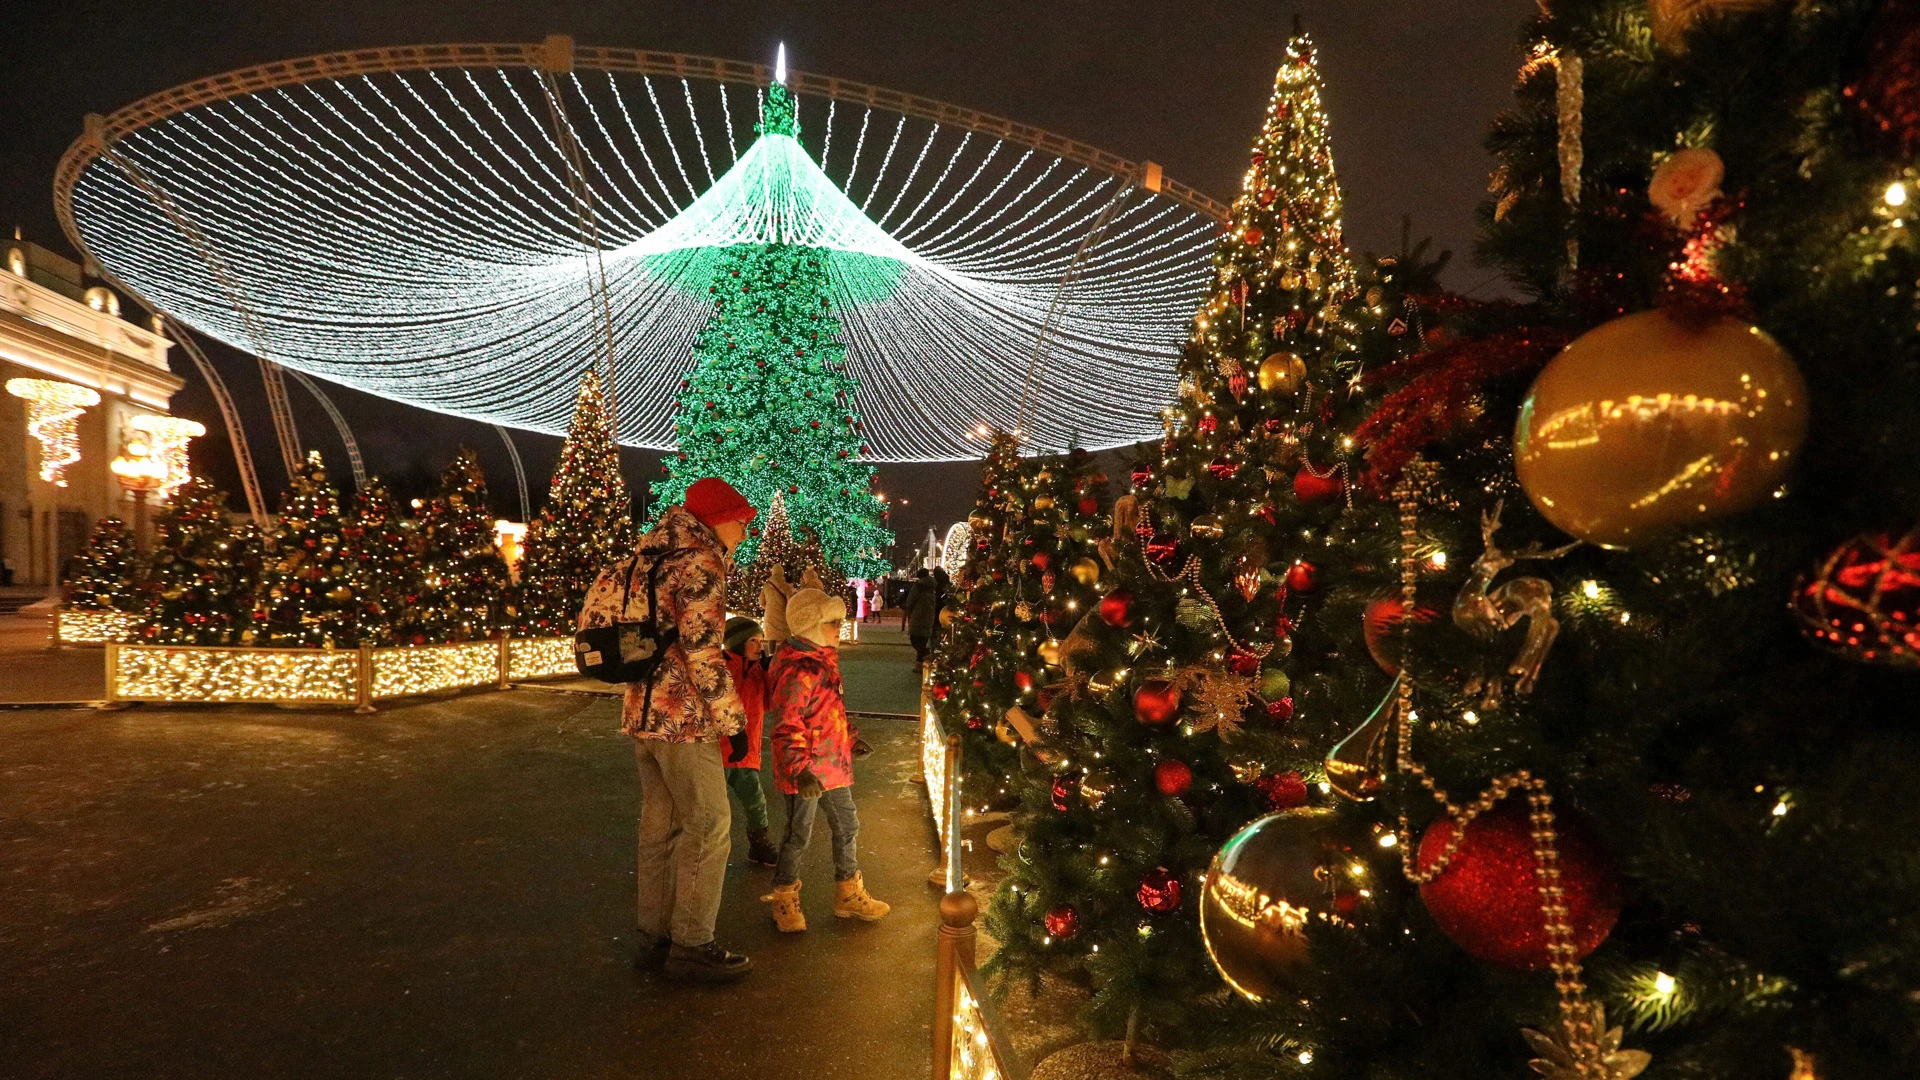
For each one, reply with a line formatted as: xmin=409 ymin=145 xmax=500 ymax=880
xmin=126 ymin=413 xmax=207 ymax=497
xmin=369 ymin=641 xmax=501 ymax=698
xmin=948 ymin=973 xmax=1006 ymax=1080
xmin=6 ymin=378 xmax=101 ymax=487
xmin=56 ymin=608 xmax=142 ymax=645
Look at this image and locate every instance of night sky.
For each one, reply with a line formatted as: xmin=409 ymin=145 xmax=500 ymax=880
xmin=1 ymin=0 xmax=1535 ymax=556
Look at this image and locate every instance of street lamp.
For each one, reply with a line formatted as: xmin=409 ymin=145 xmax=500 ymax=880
xmin=111 ymin=434 xmax=169 ymax=554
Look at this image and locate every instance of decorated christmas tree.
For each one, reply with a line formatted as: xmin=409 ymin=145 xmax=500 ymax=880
xmin=251 ymin=451 xmax=383 ymax=648
xmin=63 ymin=517 xmax=141 ymax=613
xmin=138 ymin=477 xmax=256 ymax=645
xmin=651 ymin=79 xmax=892 ymax=578
xmin=980 ymin=25 xmax=1432 ymax=1046
xmin=931 ymin=436 xmax=1113 ymax=798
xmin=394 ymin=450 xmax=511 ymax=645
xmin=728 ymin=490 xmax=840 ymax=614
xmin=1177 ymin=2 xmax=1920 ymax=1078
xmin=516 ymin=374 xmax=635 ymax=634
xmin=345 ymin=478 xmax=410 ymax=646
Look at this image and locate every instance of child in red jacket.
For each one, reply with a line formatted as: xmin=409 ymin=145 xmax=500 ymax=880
xmin=721 ymin=617 xmax=778 ymax=867
xmin=761 ymin=589 xmax=889 ymax=931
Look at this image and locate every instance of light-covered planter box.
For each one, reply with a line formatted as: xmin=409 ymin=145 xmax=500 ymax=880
xmin=104 ymin=635 xmax=576 ymax=711
xmin=52 ymin=608 xmax=142 ymax=645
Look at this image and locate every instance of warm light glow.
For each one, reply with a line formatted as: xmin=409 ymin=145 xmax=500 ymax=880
xmin=1654 ymin=971 xmax=1677 ymax=996
xmin=1582 ymin=579 xmax=1602 ymax=599
xmin=7 ymin=378 xmax=101 ymax=486
xmin=126 ymin=414 xmax=207 ymax=497
xmin=109 ymin=636 xmax=575 ymax=706
xmin=1377 ymin=833 xmax=1398 ymax=848
xmin=1887 ymin=181 xmax=1909 ymax=208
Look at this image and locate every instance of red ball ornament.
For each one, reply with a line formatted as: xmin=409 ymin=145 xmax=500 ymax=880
xmin=1362 ymin=598 xmax=1443 ymax=676
xmin=1266 ymin=696 xmax=1295 ymax=722
xmin=1131 ymin=467 xmax=1153 ymax=489
xmin=1032 ymin=551 xmax=1051 ymax=571
xmin=1226 ymin=647 xmax=1262 ymax=676
xmin=1098 ymin=591 xmax=1134 ymax=628
xmin=1043 ymin=905 xmax=1081 ymax=940
xmin=1153 ymin=759 xmax=1193 ymax=797
xmin=1133 ymin=679 xmax=1182 ymax=727
xmin=1014 ymin=670 xmax=1035 ymax=692
xmin=1284 ymin=561 xmax=1317 ymax=593
xmin=1207 ymin=458 xmax=1240 ymax=480
xmin=1416 ymin=800 xmax=1621 ymax=970
xmin=1077 ymin=496 xmax=1099 ymax=516
xmin=966 ymin=715 xmax=985 ymax=730
xmin=1145 ymin=535 xmax=1179 ymax=564
xmin=1197 ymin=413 xmax=1219 ymax=435
xmin=1292 ymin=467 xmax=1344 ymax=504
xmin=1137 ymin=867 xmax=1183 ymax=914
xmin=1256 ymin=770 xmax=1309 ymax=810
xmin=1791 ymin=525 xmax=1920 ymax=667
xmin=1243 ymin=226 xmax=1265 ymax=246
xmin=1051 ymin=775 xmax=1074 ymax=812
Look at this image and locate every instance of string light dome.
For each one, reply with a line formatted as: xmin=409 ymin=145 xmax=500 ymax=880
xmin=57 ymin=42 xmax=1226 ymax=461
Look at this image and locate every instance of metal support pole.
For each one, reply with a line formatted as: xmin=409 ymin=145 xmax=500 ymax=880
xmin=355 ymin=643 xmax=375 ymax=713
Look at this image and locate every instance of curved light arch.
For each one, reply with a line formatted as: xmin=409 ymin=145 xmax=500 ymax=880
xmin=56 ymin=43 xmax=1226 ymax=462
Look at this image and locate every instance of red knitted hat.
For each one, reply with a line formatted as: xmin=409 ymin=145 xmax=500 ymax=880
xmin=683 ymin=477 xmax=757 ymax=528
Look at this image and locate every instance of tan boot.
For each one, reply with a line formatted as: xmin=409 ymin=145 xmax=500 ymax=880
xmin=762 ymin=879 xmax=805 ymax=932
xmin=833 ymin=873 xmax=889 ymax=921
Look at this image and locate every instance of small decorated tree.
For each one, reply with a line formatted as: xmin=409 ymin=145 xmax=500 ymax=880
xmin=395 ymin=450 xmax=511 ymax=644
xmin=515 ymin=373 xmax=635 ymax=634
xmin=139 ymin=477 xmax=256 ymax=645
xmin=251 ymin=451 xmax=382 ymax=648
xmin=346 ymin=478 xmax=410 ymax=646
xmin=63 ymin=517 xmax=141 ymax=613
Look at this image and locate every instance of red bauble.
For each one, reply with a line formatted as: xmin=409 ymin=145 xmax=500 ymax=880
xmin=1014 ymin=670 xmax=1035 ymax=692
xmin=966 ymin=715 xmax=985 ymax=730
xmin=1145 ymin=535 xmax=1179 ymax=564
xmin=1074 ymin=496 xmax=1097 ymax=516
xmin=1133 ymin=679 xmax=1182 ymax=726
xmin=1285 ymin=561 xmax=1317 ymax=593
xmin=1197 ymin=413 xmax=1219 ymax=435
xmin=1243 ymin=227 xmax=1265 ymax=246
xmin=1226 ymin=647 xmax=1262 ymax=676
xmin=1207 ymin=458 xmax=1240 ymax=480
xmin=1292 ymin=467 xmax=1344 ymax=504
xmin=1854 ymin=0 xmax=1920 ymax=156
xmin=1791 ymin=526 xmax=1920 ymax=666
xmin=1153 ymin=759 xmax=1193 ymax=797
xmin=1137 ymin=867 xmax=1183 ymax=914
xmin=1416 ymin=801 xmax=1621 ymax=970
xmin=1362 ymin=598 xmax=1443 ymax=676
xmin=1266 ymin=696 xmax=1295 ymax=722
xmin=1131 ymin=467 xmax=1152 ymax=489
xmin=1256 ymin=770 xmax=1309 ymax=810
xmin=1051 ymin=775 xmax=1074 ymax=812
xmin=1043 ymin=905 xmax=1080 ymax=940
xmin=1032 ymin=551 xmax=1051 ymax=571
xmin=1099 ymin=591 xmax=1134 ymax=628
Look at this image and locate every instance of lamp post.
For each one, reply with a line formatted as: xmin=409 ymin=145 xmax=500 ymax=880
xmin=111 ymin=435 xmax=168 ymax=555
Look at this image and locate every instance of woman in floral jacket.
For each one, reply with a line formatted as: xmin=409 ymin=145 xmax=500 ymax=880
xmin=761 ymin=588 xmax=889 ymax=931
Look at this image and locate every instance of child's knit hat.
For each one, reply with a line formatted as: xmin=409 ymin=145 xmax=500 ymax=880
xmin=784 ymin=588 xmax=846 ymax=640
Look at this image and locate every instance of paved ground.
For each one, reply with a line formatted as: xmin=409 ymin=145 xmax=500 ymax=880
xmin=0 ymin=639 xmax=939 ymax=1079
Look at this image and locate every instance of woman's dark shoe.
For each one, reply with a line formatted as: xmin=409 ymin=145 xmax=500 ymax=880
xmin=665 ymin=941 xmax=753 ymax=983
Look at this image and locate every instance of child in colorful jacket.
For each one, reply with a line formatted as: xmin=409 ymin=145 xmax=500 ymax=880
xmin=761 ymin=588 xmax=889 ymax=931
xmin=721 ymin=617 xmax=778 ymax=866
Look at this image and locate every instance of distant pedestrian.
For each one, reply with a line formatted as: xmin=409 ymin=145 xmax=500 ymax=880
xmin=579 ymin=477 xmax=756 ymax=983
xmin=762 ymin=588 xmax=889 ymax=931
xmin=904 ymin=569 xmax=939 ymax=664
xmin=721 ymin=616 xmax=779 ymax=867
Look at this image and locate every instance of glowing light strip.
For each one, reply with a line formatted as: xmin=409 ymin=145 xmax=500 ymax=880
xmin=71 ymin=66 xmax=1217 ymax=460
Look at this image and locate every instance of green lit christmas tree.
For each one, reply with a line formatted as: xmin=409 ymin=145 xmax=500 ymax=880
xmin=516 ymin=373 xmax=635 ymax=634
xmin=395 ymin=450 xmax=510 ymax=645
xmin=251 ymin=451 xmax=382 ymax=648
xmin=63 ymin=517 xmax=141 ymax=613
xmin=652 ymin=79 xmax=891 ymax=577
xmin=139 ymin=477 xmax=256 ymax=645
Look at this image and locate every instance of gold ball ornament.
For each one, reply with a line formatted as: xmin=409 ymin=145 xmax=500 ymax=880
xmin=1514 ymin=311 xmax=1807 ymax=549
xmin=993 ymin=717 xmax=1019 ymax=745
xmin=1189 ymin=514 xmax=1226 ymax=540
xmin=938 ymin=607 xmax=957 ymax=627
xmin=1256 ymin=351 xmax=1307 ymax=395
xmin=1037 ymin=639 xmax=1063 ymax=667
xmin=1032 ymin=495 xmax=1055 ymax=511
xmin=968 ymin=512 xmax=992 ymax=532
xmin=1200 ymin=808 xmax=1368 ymax=1002
xmin=327 ymin=584 xmax=354 ymax=602
xmin=1069 ymin=557 xmax=1101 ymax=586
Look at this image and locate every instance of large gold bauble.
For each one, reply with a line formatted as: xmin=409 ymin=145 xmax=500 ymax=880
xmin=1069 ymin=557 xmax=1101 ymax=586
xmin=1513 ymin=311 xmax=1807 ymax=549
xmin=1032 ymin=495 xmax=1056 ymax=511
xmin=1037 ymin=639 xmax=1063 ymax=667
xmin=1256 ymin=351 xmax=1307 ymax=395
xmin=938 ymin=607 xmax=957 ymax=627
xmin=1201 ymin=808 xmax=1367 ymax=1002
xmin=968 ymin=512 xmax=992 ymax=532
xmin=1190 ymin=514 xmax=1225 ymax=540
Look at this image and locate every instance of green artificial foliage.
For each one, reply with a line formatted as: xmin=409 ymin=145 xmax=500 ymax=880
xmin=1174 ymin=3 xmax=1920 ymax=1078
xmin=652 ymin=82 xmax=892 ymax=580
xmin=394 ymin=449 xmax=511 ymax=645
xmin=980 ymin=25 xmax=1436 ymax=1049
xmin=138 ymin=477 xmax=256 ymax=645
xmin=63 ymin=517 xmax=141 ymax=613
xmin=932 ymin=435 xmax=1114 ymax=801
xmin=345 ymin=478 xmax=410 ymax=646
xmin=516 ymin=374 xmax=635 ymax=634
xmin=250 ymin=452 xmax=384 ymax=648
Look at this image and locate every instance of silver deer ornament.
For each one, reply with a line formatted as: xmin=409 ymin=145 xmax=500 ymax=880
xmin=1453 ymin=499 xmax=1579 ymax=705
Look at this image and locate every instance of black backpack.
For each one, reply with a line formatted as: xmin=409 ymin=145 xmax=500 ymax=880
xmin=574 ymin=547 xmax=690 ymax=687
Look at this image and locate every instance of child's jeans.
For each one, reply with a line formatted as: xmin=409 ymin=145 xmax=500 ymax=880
xmin=724 ymin=767 xmax=771 ymax=832
xmin=773 ymin=786 xmax=859 ymax=886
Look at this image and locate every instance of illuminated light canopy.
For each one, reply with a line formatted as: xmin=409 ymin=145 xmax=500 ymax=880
xmin=61 ymin=47 xmax=1222 ymax=461
xmin=7 ymin=378 xmax=101 ymax=486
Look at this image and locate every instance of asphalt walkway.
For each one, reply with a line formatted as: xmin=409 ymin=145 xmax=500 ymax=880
xmin=0 ymin=633 xmax=938 ymax=1079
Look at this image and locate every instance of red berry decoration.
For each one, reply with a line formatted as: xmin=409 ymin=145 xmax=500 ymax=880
xmin=1137 ymin=867 xmax=1183 ymax=914
xmin=1292 ymin=467 xmax=1344 ymax=504
xmin=1043 ymin=905 xmax=1080 ymax=940
xmin=1285 ymin=560 xmax=1317 ymax=593
xmin=1257 ymin=770 xmax=1309 ymax=810
xmin=1133 ymin=679 xmax=1182 ymax=726
xmin=1153 ymin=759 xmax=1193 ymax=797
xmin=1416 ymin=800 xmax=1621 ymax=970
xmin=1362 ymin=598 xmax=1443 ymax=676
xmin=1077 ymin=496 xmax=1099 ymax=516
xmin=1098 ymin=591 xmax=1134 ymax=628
